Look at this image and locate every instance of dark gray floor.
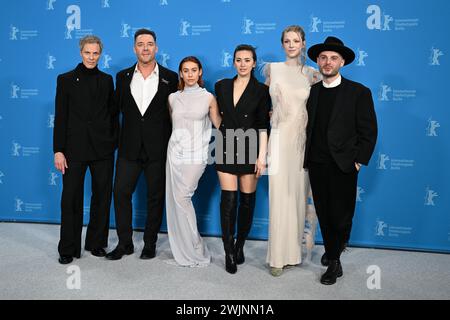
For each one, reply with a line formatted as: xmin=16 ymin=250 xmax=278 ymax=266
xmin=1 ymin=222 xmax=449 ymax=300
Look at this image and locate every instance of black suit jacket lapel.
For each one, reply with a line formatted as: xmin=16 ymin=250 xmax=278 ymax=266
xmin=143 ymin=64 xmax=167 ymax=117
xmin=224 ymin=77 xmax=241 ymax=128
xmin=122 ymin=64 xmax=142 ymax=115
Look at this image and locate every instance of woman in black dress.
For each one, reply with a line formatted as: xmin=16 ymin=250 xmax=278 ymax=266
xmin=214 ymin=44 xmax=270 ymax=274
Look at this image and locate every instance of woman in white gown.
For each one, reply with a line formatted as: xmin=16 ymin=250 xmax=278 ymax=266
xmin=166 ymin=56 xmax=221 ymax=267
xmin=266 ymin=25 xmax=321 ymax=276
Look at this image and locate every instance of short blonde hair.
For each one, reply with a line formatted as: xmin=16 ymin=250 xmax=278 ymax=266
xmin=79 ymin=35 xmax=103 ymax=53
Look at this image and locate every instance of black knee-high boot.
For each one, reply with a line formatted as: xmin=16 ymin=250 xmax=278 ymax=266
xmin=235 ymin=191 xmax=256 ymax=265
xmin=220 ymin=190 xmax=238 ymax=274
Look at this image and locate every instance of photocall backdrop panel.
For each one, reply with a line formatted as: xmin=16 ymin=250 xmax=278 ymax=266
xmin=1 ymin=0 xmax=449 ymax=253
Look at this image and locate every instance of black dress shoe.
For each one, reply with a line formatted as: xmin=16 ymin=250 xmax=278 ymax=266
xmin=235 ymin=245 xmax=245 ymax=265
xmin=105 ymin=245 xmax=134 ymax=260
xmin=90 ymin=248 xmax=107 ymax=257
xmin=320 ymin=260 xmax=343 ymax=285
xmin=58 ymin=255 xmax=73 ymax=265
xmin=140 ymin=246 xmax=156 ymax=260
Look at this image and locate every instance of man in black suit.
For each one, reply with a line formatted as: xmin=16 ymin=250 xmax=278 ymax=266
xmin=106 ymin=29 xmax=178 ymax=260
xmin=304 ymin=37 xmax=378 ymax=285
xmin=54 ymin=35 xmax=117 ymax=264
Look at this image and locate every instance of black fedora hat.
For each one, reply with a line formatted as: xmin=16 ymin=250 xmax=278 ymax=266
xmin=307 ymin=36 xmax=355 ymax=65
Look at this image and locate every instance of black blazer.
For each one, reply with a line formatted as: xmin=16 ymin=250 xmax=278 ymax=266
xmin=115 ymin=63 xmax=178 ymax=161
xmin=53 ymin=64 xmax=117 ymax=161
xmin=304 ymin=77 xmax=378 ymax=173
xmin=214 ymin=76 xmax=270 ymax=174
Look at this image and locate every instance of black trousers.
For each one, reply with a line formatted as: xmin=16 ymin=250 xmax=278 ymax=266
xmin=113 ymin=153 xmax=166 ymax=248
xmin=58 ymin=158 xmax=114 ymax=256
xmin=308 ymin=161 xmax=358 ymax=260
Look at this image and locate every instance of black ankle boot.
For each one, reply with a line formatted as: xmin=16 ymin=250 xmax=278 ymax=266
xmin=235 ymin=191 xmax=256 ymax=265
xmin=320 ymin=259 xmax=343 ymax=285
xmin=220 ymin=190 xmax=238 ymax=274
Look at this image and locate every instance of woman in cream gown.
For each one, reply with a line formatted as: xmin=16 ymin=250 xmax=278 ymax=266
xmin=266 ymin=25 xmax=320 ymax=276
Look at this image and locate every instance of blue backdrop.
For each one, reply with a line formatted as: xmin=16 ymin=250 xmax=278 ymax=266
xmin=1 ymin=0 xmax=449 ymax=253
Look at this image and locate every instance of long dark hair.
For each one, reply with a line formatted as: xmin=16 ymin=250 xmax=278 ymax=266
xmin=177 ymin=56 xmax=204 ymax=90
xmin=233 ymin=44 xmax=257 ymax=77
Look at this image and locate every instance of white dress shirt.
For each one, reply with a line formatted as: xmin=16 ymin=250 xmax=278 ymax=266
xmin=322 ymin=75 xmax=342 ymax=88
xmin=130 ymin=63 xmax=159 ymax=116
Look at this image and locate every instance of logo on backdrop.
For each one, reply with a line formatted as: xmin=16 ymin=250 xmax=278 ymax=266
xmin=179 ymin=19 xmax=211 ymax=36
xmin=65 ymin=5 xmax=92 ymax=39
xmin=376 ymin=153 xmax=389 ymax=170
xmin=120 ymin=23 xmax=151 ymax=38
xmin=221 ymin=50 xmax=233 ymax=67
xmin=242 ymin=16 xmax=276 ymax=35
xmin=160 ymin=0 xmax=168 ymax=5
xmin=11 ymin=141 xmax=21 ymax=156
xmin=376 ymin=152 xmax=414 ymax=171
xmin=11 ymin=83 xmax=20 ymax=99
xmin=356 ymin=48 xmax=368 ymax=66
xmin=424 ymin=187 xmax=438 ymax=206
xmin=356 ymin=186 xmax=365 ymax=202
xmin=101 ymin=0 xmax=110 ymax=8
xmin=121 ymin=22 xmax=131 ymax=38
xmin=48 ymin=114 xmax=55 ymax=128
xmin=378 ymin=83 xmax=391 ymax=101
xmin=378 ymin=82 xmax=416 ymax=102
xmin=309 ymin=15 xmax=321 ymax=32
xmin=49 ymin=171 xmax=59 ymax=186
xmin=47 ymin=53 xmax=56 ymax=69
xmin=309 ymin=14 xmax=345 ymax=33
xmin=0 ymin=171 xmax=4 ymax=184
xmin=47 ymin=0 xmax=56 ymax=10
xmin=426 ymin=117 xmax=440 ymax=137
xmin=375 ymin=220 xmax=387 ymax=236
xmin=158 ymin=51 xmax=170 ymax=68
xmin=10 ymin=25 xmax=19 ymax=40
xmin=429 ymin=47 xmax=443 ymax=66
xmin=180 ymin=19 xmax=191 ymax=36
xmin=375 ymin=219 xmax=413 ymax=237
xmin=10 ymin=82 xmax=39 ymax=99
xmin=242 ymin=17 xmax=254 ymax=34
xmin=65 ymin=5 xmax=80 ymax=39
xmin=14 ymin=197 xmax=43 ymax=213
xmin=15 ymin=197 xmax=24 ymax=212
xmin=10 ymin=25 xmax=38 ymax=40
xmin=102 ymin=54 xmax=112 ymax=69
xmin=11 ymin=141 xmax=40 ymax=157
xmin=366 ymin=5 xmax=419 ymax=31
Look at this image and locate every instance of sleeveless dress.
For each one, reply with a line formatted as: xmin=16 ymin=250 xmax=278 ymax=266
xmin=266 ymin=62 xmax=318 ymax=268
xmin=165 ymin=85 xmax=212 ymax=267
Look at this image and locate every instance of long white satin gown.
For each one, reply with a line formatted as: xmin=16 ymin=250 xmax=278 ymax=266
xmin=166 ymin=84 xmax=212 ymax=267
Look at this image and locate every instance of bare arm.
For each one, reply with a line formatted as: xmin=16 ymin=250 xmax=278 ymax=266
xmin=208 ymin=95 xmax=221 ymax=129
xmin=255 ymin=131 xmax=268 ymax=178
xmin=264 ymin=63 xmax=271 ymax=86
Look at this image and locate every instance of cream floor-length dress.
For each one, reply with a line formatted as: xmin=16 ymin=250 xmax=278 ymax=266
xmin=266 ymin=62 xmax=318 ymax=268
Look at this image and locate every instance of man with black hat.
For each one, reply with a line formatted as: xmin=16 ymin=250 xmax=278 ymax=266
xmin=304 ymin=36 xmax=378 ymax=285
